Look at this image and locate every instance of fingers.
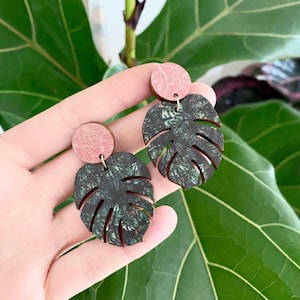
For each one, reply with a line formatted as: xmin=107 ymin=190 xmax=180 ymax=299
xmin=1 ymin=63 xmax=159 ymax=169
xmin=34 ymin=81 xmax=216 ymax=208
xmin=46 ymin=205 xmax=177 ymax=300
xmin=44 ymin=79 xmax=215 ymax=298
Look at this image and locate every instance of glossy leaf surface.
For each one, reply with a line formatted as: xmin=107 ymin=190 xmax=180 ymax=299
xmin=0 ymin=0 xmax=107 ymax=129
xmin=222 ymin=100 xmax=300 ymax=216
xmin=143 ymin=95 xmax=224 ymax=189
xmin=74 ymin=152 xmax=154 ymax=246
xmin=137 ymin=0 xmax=300 ymax=79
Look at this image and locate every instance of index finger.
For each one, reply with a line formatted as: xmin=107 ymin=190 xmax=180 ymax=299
xmin=1 ymin=63 xmax=159 ymax=169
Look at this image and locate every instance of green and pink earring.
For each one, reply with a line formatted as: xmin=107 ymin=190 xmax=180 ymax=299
xmin=142 ymin=62 xmax=224 ymax=189
xmin=71 ymin=62 xmax=223 ymax=247
xmin=72 ymin=122 xmax=154 ymax=247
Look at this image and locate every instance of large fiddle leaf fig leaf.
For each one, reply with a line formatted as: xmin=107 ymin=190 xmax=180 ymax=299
xmin=0 ymin=0 xmax=107 ymax=130
xmin=74 ymin=152 xmax=154 ymax=247
xmin=137 ymin=0 xmax=300 ymax=79
xmin=222 ymin=100 xmax=300 ymax=216
xmin=74 ymin=126 xmax=300 ymax=299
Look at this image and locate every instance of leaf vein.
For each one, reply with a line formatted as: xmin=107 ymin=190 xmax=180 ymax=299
xmin=0 ymin=111 xmax=25 ymax=123
xmin=0 ymin=44 xmax=29 ymax=53
xmin=0 ymin=90 xmax=60 ymax=102
xmin=181 ymin=189 xmax=219 ymax=299
xmin=0 ymin=18 xmax=86 ymax=89
xmin=233 ymin=1 xmax=300 ymax=14
xmin=279 ymin=184 xmax=300 ymax=190
xmin=204 ymin=32 xmax=300 ymax=38
xmin=208 ymin=262 xmax=269 ymax=299
xmin=222 ymin=154 xmax=280 ymax=200
xmin=58 ymin=0 xmax=80 ymax=78
xmin=24 ymin=0 xmax=36 ymax=42
xmin=224 ymin=0 xmax=229 ymax=10
xmin=194 ymin=0 xmax=200 ymax=28
xmin=164 ymin=5 xmax=171 ymax=56
xmin=246 ymin=120 xmax=300 ymax=144
xmin=153 ymin=270 xmax=176 ymax=277
xmin=164 ymin=0 xmax=244 ymax=60
xmin=261 ymin=223 xmax=300 ymax=234
xmin=171 ymin=240 xmax=196 ymax=300
xmin=120 ymin=265 xmax=128 ymax=300
xmin=195 ymin=186 xmax=300 ymax=270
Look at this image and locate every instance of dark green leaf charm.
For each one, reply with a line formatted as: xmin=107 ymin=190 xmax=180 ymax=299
xmin=143 ymin=94 xmax=224 ymax=189
xmin=74 ymin=152 xmax=154 ymax=246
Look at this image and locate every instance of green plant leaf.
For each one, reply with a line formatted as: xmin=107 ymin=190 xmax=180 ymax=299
xmin=103 ymin=64 xmax=128 ymax=80
xmin=0 ymin=91 xmax=59 ymax=129
xmin=0 ymin=111 xmax=25 ymax=130
xmin=137 ymin=0 xmax=300 ymax=79
xmin=73 ymin=126 xmax=300 ymax=299
xmin=222 ymin=100 xmax=300 ymax=216
xmin=0 ymin=0 xmax=107 ymax=129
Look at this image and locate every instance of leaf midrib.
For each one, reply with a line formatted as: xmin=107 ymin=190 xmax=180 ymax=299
xmin=199 ymin=156 xmax=300 ymax=270
xmin=164 ymin=0 xmax=244 ymax=60
xmin=171 ymin=239 xmax=197 ymax=300
xmin=177 ymin=189 xmax=219 ymax=300
xmin=120 ymin=265 xmax=128 ymax=300
xmin=196 ymin=186 xmax=300 ymax=296
xmin=275 ymin=150 xmax=300 ymax=171
xmin=164 ymin=0 xmax=300 ymax=61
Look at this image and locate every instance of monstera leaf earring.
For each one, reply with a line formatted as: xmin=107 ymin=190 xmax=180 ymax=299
xmin=72 ymin=122 xmax=154 ymax=246
xmin=142 ymin=63 xmax=224 ymax=189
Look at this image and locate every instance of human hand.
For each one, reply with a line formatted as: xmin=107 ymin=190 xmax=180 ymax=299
xmin=0 ymin=63 xmax=216 ymax=300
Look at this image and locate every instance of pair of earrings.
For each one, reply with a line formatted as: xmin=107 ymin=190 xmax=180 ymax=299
xmin=72 ymin=63 xmax=224 ymax=247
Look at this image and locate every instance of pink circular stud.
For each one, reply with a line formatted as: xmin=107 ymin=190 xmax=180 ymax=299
xmin=72 ymin=122 xmax=114 ymax=164
xmin=150 ymin=62 xmax=192 ymax=101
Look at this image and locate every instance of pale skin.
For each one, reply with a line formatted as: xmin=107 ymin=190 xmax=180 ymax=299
xmin=0 ymin=63 xmax=216 ymax=300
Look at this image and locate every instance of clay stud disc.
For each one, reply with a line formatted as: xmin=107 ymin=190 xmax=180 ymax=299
xmin=150 ymin=62 xmax=192 ymax=101
xmin=72 ymin=122 xmax=114 ymax=164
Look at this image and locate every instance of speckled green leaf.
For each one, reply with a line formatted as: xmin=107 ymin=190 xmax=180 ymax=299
xmin=143 ymin=94 xmax=224 ymax=189
xmin=74 ymin=152 xmax=154 ymax=247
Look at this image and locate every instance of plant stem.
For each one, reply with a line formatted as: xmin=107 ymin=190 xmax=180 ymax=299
xmin=124 ymin=0 xmax=137 ymax=67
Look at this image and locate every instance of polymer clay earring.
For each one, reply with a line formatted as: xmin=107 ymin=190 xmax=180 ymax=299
xmin=142 ymin=63 xmax=224 ymax=189
xmin=72 ymin=122 xmax=154 ymax=246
